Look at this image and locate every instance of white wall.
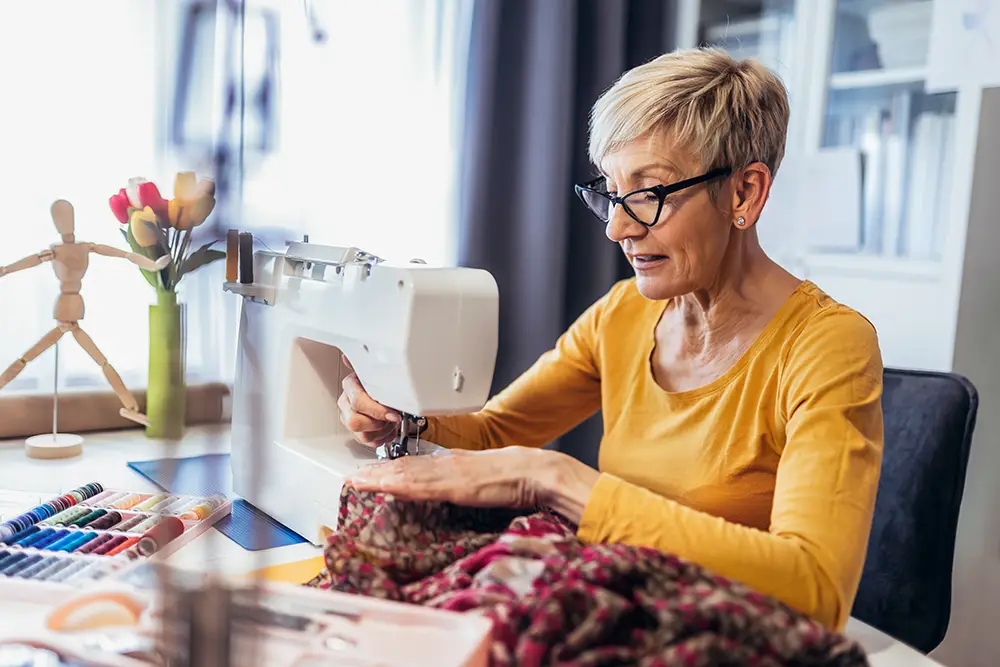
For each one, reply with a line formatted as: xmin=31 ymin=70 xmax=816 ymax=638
xmin=932 ymin=86 xmax=1000 ymax=667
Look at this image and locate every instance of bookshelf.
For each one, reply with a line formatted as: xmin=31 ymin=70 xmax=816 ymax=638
xmin=675 ymin=0 xmax=986 ymax=375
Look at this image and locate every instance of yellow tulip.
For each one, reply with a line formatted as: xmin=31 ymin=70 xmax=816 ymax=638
xmin=130 ymin=207 xmax=160 ymax=248
xmin=169 ymin=171 xmax=216 ymax=230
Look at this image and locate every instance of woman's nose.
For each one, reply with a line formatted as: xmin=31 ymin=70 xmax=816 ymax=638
xmin=605 ymin=206 xmax=646 ymax=243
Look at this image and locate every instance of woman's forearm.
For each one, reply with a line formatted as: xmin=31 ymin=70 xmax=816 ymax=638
xmin=535 ymin=450 xmax=601 ymax=523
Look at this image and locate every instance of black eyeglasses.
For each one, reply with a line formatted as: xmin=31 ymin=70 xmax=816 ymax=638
xmin=574 ymin=166 xmax=732 ymax=227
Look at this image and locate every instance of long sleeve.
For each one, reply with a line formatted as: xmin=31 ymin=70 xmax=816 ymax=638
xmin=576 ymin=308 xmax=884 ymax=630
xmin=422 ymin=282 xmax=625 ymax=451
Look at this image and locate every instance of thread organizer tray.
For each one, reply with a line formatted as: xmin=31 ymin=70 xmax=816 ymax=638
xmin=0 ymin=483 xmax=230 ymax=602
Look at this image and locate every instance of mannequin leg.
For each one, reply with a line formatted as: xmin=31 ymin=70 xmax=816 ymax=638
xmin=0 ymin=326 xmax=65 ymax=390
xmin=69 ymin=324 xmax=151 ymax=427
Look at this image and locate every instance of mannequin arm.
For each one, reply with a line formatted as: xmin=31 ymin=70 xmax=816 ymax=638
xmin=0 ymin=249 xmax=53 ymax=277
xmin=89 ymin=244 xmax=170 ymax=272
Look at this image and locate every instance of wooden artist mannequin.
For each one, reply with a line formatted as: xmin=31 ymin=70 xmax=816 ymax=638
xmin=0 ymin=200 xmax=170 ymax=427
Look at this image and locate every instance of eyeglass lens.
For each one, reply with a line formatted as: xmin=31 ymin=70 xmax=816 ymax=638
xmin=580 ymin=189 xmax=662 ymax=225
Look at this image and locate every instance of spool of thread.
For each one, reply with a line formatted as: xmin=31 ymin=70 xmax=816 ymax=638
xmin=106 ymin=537 xmax=139 ymax=556
xmin=47 ymin=560 xmax=90 ymax=583
xmin=69 ymin=509 xmax=107 ymax=528
xmin=128 ymin=516 xmax=161 ymax=534
xmin=86 ymin=511 xmax=122 ymax=531
xmin=93 ymin=535 xmax=128 ymax=556
xmin=136 ymin=516 xmax=185 ymax=556
xmin=76 ymin=533 xmax=115 ymax=555
xmin=226 ymin=229 xmax=239 ymax=282
xmin=6 ymin=525 xmax=41 ymax=545
xmin=35 ymin=558 xmax=76 ymax=581
xmin=179 ymin=500 xmax=220 ymax=521
xmin=238 ymin=232 xmax=254 ymax=284
xmin=111 ymin=493 xmax=144 ymax=510
xmin=113 ymin=515 xmax=146 ymax=532
xmin=133 ymin=494 xmax=167 ymax=512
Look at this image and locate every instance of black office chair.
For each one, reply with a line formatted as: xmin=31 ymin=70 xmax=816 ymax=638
xmin=851 ymin=368 xmax=979 ymax=654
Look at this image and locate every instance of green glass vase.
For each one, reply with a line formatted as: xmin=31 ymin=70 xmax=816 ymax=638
xmin=146 ymin=290 xmax=186 ymax=439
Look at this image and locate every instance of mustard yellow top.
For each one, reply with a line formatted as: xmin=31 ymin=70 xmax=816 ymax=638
xmin=424 ymin=279 xmax=883 ymax=630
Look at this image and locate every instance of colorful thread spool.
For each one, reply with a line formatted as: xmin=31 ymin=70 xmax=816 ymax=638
xmin=47 ymin=560 xmax=90 ymax=583
xmin=128 ymin=516 xmax=162 ymax=534
xmin=238 ymin=231 xmax=254 ymax=284
xmin=38 ymin=506 xmax=87 ymax=527
xmin=226 ymin=229 xmax=239 ymax=282
xmin=0 ymin=550 xmax=23 ymax=570
xmin=110 ymin=493 xmax=144 ymax=510
xmin=69 ymin=509 xmax=107 ymax=528
xmin=106 ymin=537 xmax=139 ymax=556
xmin=179 ymin=499 xmax=222 ymax=521
xmin=33 ymin=557 xmax=76 ymax=582
xmin=93 ymin=535 xmax=128 ymax=556
xmin=76 ymin=533 xmax=115 ymax=555
xmin=114 ymin=515 xmax=147 ymax=532
xmin=29 ymin=529 xmax=70 ymax=551
xmin=86 ymin=511 xmax=122 ymax=531
xmin=146 ymin=495 xmax=181 ymax=513
xmin=55 ymin=532 xmax=97 ymax=553
xmin=3 ymin=525 xmax=40 ymax=546
xmin=136 ymin=516 xmax=185 ymax=557
xmin=2 ymin=553 xmax=44 ymax=577
xmin=134 ymin=494 xmax=167 ymax=512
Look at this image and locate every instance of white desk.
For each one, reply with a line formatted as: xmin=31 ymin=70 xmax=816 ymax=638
xmin=0 ymin=425 xmax=943 ymax=666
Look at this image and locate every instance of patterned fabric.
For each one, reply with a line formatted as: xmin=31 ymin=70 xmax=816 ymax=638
xmin=307 ymin=486 xmax=869 ymax=667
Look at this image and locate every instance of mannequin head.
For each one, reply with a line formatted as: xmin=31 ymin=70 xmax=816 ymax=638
xmin=51 ymin=199 xmax=75 ymax=243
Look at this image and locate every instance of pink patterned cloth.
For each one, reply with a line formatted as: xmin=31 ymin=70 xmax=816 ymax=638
xmin=307 ymin=487 xmax=869 ymax=667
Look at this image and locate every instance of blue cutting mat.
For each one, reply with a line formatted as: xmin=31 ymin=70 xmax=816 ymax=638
xmin=127 ymin=453 xmax=308 ymax=551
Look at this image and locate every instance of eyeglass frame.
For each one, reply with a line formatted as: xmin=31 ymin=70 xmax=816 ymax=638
xmin=573 ymin=166 xmax=733 ymax=227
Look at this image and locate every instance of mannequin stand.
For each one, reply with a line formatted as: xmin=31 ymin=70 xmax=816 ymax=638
xmin=25 ymin=340 xmax=83 ymax=459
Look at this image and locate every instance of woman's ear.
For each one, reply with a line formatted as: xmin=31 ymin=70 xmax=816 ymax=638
xmin=729 ymin=162 xmax=772 ymax=230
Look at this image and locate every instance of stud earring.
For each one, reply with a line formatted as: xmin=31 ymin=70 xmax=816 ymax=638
xmin=735 ymin=217 xmax=746 ymax=227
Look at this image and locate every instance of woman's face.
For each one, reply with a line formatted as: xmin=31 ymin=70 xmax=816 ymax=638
xmin=600 ymin=134 xmax=737 ymax=301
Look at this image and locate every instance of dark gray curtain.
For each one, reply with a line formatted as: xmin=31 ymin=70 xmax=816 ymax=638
xmin=457 ymin=0 xmax=677 ymax=466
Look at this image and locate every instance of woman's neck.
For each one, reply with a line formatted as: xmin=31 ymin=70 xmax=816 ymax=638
xmin=664 ymin=231 xmax=799 ymax=360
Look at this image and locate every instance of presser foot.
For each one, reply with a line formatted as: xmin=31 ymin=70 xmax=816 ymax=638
xmin=376 ymin=414 xmax=427 ymax=460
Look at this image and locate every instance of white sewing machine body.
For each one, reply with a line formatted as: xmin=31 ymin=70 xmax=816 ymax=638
xmin=226 ymin=243 xmax=498 ymax=544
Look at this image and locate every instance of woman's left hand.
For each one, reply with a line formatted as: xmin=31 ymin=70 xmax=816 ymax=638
xmin=346 ymin=447 xmax=602 ymax=522
xmin=346 ymin=447 xmax=550 ymax=508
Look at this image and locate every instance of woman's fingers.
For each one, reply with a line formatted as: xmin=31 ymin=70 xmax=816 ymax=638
xmin=341 ymin=373 xmax=401 ymax=423
xmin=356 ymin=422 xmax=398 ymax=446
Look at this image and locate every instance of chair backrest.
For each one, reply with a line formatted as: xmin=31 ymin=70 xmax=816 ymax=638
xmin=851 ymin=368 xmax=978 ymax=653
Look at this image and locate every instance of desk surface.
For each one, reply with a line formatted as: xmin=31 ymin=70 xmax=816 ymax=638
xmin=0 ymin=425 xmax=944 ymax=666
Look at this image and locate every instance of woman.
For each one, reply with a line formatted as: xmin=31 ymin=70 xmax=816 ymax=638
xmin=339 ymin=47 xmax=883 ymax=632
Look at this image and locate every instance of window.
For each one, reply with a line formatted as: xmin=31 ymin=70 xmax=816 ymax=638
xmin=238 ymin=0 xmax=472 ymax=267
xmin=0 ymin=0 xmax=471 ymax=398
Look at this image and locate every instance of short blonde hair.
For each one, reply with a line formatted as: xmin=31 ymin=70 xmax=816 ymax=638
xmin=589 ymin=47 xmax=789 ymax=177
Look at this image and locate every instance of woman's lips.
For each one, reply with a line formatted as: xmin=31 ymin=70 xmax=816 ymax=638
xmin=630 ymin=255 xmax=667 ymax=271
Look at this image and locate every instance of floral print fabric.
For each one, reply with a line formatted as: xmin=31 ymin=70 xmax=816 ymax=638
xmin=307 ymin=486 xmax=869 ymax=667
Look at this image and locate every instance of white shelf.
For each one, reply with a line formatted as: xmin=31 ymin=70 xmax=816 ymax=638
xmin=802 ymin=253 xmax=941 ymax=280
xmin=829 ymin=67 xmax=927 ymax=90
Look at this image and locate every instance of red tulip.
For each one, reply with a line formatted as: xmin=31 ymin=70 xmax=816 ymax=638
xmin=109 ymin=188 xmax=130 ymax=224
xmin=138 ymin=181 xmax=169 ymax=220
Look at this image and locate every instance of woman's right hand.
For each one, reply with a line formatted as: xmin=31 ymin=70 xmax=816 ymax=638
xmin=338 ymin=356 xmax=402 ymax=447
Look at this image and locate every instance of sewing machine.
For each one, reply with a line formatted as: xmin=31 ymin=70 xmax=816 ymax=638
xmin=224 ymin=241 xmax=499 ymax=545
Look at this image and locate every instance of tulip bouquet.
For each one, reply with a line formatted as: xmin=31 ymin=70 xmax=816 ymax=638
xmin=108 ymin=171 xmax=223 ymax=439
xmin=108 ymin=172 xmax=224 ymax=293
